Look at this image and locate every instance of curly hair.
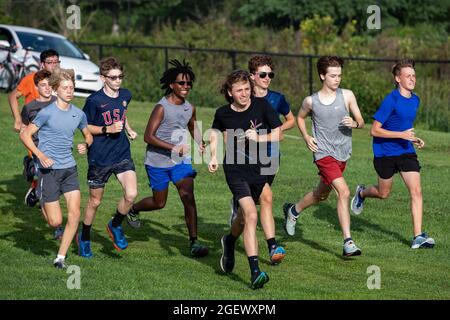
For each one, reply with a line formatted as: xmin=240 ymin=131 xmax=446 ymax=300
xmin=160 ymin=59 xmax=195 ymax=95
xmin=316 ymin=56 xmax=344 ymax=81
xmin=248 ymin=55 xmax=274 ymax=74
xmin=220 ymin=70 xmax=254 ymax=103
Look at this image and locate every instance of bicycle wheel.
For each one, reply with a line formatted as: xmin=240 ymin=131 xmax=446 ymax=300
xmin=0 ymin=64 xmax=13 ymax=92
xmin=26 ymin=64 xmax=39 ymax=74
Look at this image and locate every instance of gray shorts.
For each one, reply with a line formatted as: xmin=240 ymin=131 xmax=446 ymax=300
xmin=36 ymin=166 xmax=80 ymax=204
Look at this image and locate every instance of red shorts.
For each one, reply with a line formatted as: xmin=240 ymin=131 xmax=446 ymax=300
xmin=315 ymin=156 xmax=347 ymax=185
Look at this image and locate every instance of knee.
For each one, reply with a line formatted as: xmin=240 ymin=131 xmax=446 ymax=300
xmin=48 ymin=215 xmax=62 ymax=228
xmin=88 ymin=197 xmax=102 ymax=210
xmin=378 ymin=190 xmax=390 ymax=199
xmin=124 ymin=189 xmax=138 ymax=204
xmin=155 ymin=199 xmax=166 ymax=210
xmin=313 ymin=191 xmax=329 ymax=202
xmin=259 ymin=191 xmax=273 ymax=206
xmin=338 ymin=187 xmax=351 ymax=200
xmin=243 ymin=211 xmax=258 ymax=226
xmin=410 ymin=186 xmax=422 ymax=199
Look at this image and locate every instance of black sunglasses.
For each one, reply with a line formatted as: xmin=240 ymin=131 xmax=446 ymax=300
xmin=104 ymin=74 xmax=124 ymax=81
xmin=174 ymin=81 xmax=193 ymax=87
xmin=257 ymin=72 xmax=275 ymax=79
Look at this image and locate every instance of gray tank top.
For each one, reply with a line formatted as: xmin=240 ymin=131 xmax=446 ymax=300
xmin=311 ymin=88 xmax=352 ymax=162
xmin=144 ymin=97 xmax=193 ymax=168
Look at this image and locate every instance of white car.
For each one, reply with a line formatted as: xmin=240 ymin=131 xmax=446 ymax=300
xmin=0 ymin=24 xmax=102 ymax=97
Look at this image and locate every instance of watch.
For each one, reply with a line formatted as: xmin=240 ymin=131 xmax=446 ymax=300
xmin=102 ymin=126 xmax=107 ymax=134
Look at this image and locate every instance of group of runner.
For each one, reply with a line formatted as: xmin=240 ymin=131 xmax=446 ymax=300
xmin=9 ymin=51 xmax=434 ymax=289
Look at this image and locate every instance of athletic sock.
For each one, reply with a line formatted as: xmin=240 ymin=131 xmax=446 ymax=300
xmin=267 ymin=238 xmax=277 ymax=253
xmin=57 ymin=254 xmax=65 ymax=261
xmin=344 ymin=237 xmax=353 ymax=244
xmin=189 ymin=237 xmax=198 ymax=246
xmin=111 ymin=210 xmax=126 ymax=228
xmin=290 ymin=204 xmax=300 ymax=217
xmin=248 ymin=256 xmax=260 ymax=280
xmin=81 ymin=223 xmax=91 ymax=241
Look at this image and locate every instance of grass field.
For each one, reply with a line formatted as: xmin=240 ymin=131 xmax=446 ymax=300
xmin=0 ymin=93 xmax=449 ymax=300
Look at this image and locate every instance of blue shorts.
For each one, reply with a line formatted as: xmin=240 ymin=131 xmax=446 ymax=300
xmin=145 ymin=163 xmax=197 ymax=191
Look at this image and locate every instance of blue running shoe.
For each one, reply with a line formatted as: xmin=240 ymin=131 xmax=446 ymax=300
xmin=251 ymin=271 xmax=269 ymax=289
xmin=351 ymin=184 xmax=366 ymax=215
xmin=269 ymin=246 xmax=286 ymax=265
xmin=76 ymin=232 xmax=93 ymax=258
xmin=106 ymin=220 xmax=128 ymax=251
xmin=411 ymin=232 xmax=435 ymax=249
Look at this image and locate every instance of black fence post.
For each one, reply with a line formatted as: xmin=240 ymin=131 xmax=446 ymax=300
xmin=307 ymin=55 xmax=313 ymax=95
xmin=229 ymin=51 xmax=237 ymax=70
xmin=164 ymin=47 xmax=169 ymax=70
xmin=98 ymin=44 xmax=103 ymax=60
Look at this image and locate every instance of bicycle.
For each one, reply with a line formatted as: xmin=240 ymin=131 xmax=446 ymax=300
xmin=0 ymin=44 xmax=39 ymax=92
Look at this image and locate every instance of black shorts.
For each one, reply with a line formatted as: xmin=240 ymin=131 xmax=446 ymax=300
xmin=227 ymin=178 xmax=266 ymax=206
xmin=87 ymin=158 xmax=135 ymax=189
xmin=373 ymin=153 xmax=421 ymax=179
xmin=36 ymin=166 xmax=80 ymax=204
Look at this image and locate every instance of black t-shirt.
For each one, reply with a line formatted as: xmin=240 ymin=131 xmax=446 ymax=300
xmin=21 ymin=96 xmax=57 ymax=146
xmin=211 ymin=97 xmax=282 ymax=183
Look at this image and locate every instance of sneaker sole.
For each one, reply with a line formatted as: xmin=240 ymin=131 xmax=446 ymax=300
xmin=283 ymin=203 xmax=296 ymax=236
xmin=412 ymin=240 xmax=435 ymax=249
xmin=106 ymin=225 xmax=127 ymax=252
xmin=350 ymin=185 xmax=364 ymax=215
xmin=343 ymin=249 xmax=362 ymax=257
xmin=270 ymin=252 xmax=286 ymax=265
xmin=251 ymin=273 xmax=270 ymax=289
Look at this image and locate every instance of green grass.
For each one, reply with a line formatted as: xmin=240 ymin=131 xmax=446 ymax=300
xmin=0 ymin=93 xmax=449 ymax=300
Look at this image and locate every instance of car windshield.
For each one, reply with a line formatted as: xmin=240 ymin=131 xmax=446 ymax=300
xmin=16 ymin=31 xmax=85 ymax=59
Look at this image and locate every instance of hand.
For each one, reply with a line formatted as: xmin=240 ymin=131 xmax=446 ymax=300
xmin=14 ymin=119 xmax=23 ymax=133
xmin=401 ymin=128 xmax=416 ymax=141
xmin=38 ymin=154 xmax=54 ymax=168
xmin=304 ymin=135 xmax=318 ymax=153
xmin=172 ymin=144 xmax=190 ymax=156
xmin=77 ymin=143 xmax=88 ymax=155
xmin=413 ymin=137 xmax=425 ymax=149
xmin=208 ymin=157 xmax=218 ymax=173
xmin=341 ymin=116 xmax=356 ymax=128
xmin=109 ymin=121 xmax=124 ymax=133
xmin=198 ymin=141 xmax=206 ymax=155
xmin=245 ymin=129 xmax=258 ymax=142
xmin=127 ymin=129 xmax=138 ymax=140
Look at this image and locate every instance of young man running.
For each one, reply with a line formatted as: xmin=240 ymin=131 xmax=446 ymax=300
xmin=77 ymin=57 xmax=138 ymax=257
xmin=209 ymin=70 xmax=282 ymax=289
xmin=20 ymin=68 xmax=92 ymax=268
xmin=126 ymin=59 xmax=209 ymax=258
xmin=20 ymin=70 xmax=63 ymax=238
xmin=231 ymin=55 xmax=296 ymax=264
xmin=283 ymin=56 xmax=364 ymax=257
xmin=9 ymin=49 xmax=60 ymax=132
xmin=351 ymin=59 xmax=435 ymax=249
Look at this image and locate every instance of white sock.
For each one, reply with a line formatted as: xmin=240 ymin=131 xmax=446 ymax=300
xmin=57 ymin=254 xmax=65 ymax=261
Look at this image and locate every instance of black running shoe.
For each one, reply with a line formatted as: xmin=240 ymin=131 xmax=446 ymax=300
xmin=220 ymin=235 xmax=235 ymax=273
xmin=25 ymin=187 xmax=38 ymax=207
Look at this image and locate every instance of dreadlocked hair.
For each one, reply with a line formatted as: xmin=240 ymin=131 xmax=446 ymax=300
xmin=160 ymin=59 xmax=196 ymax=95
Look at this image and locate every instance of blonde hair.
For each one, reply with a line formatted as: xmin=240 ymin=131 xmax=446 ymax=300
xmin=49 ymin=68 xmax=75 ymax=90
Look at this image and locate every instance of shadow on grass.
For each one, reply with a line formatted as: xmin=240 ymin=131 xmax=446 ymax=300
xmin=274 ymin=201 xmax=410 ymax=255
xmin=0 ymin=174 xmax=59 ymax=257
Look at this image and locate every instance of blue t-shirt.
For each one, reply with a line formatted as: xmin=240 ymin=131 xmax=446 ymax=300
xmin=33 ymin=102 xmax=87 ymax=169
xmin=83 ymin=88 xmax=132 ymax=166
xmin=372 ymin=89 xmax=419 ymax=157
xmin=264 ymin=90 xmax=291 ymax=157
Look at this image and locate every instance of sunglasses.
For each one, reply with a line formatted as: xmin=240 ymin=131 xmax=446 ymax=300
xmin=104 ymin=74 xmax=124 ymax=81
xmin=257 ymin=72 xmax=275 ymax=79
xmin=174 ymin=81 xmax=193 ymax=87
